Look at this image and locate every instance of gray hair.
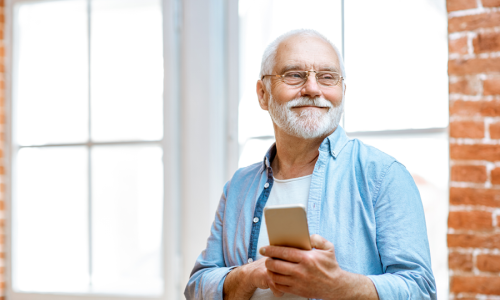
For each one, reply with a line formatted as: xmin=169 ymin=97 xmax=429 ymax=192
xmin=260 ymin=29 xmax=346 ymax=91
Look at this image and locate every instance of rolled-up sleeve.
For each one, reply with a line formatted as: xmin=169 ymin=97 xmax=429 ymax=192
xmin=367 ymin=162 xmax=437 ymax=300
xmin=184 ymin=181 xmax=236 ymax=300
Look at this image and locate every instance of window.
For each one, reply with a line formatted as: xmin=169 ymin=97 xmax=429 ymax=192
xmin=11 ymin=0 xmax=164 ymax=297
xmin=238 ymin=1 xmax=449 ymax=299
xmin=6 ymin=0 xmax=449 ymax=298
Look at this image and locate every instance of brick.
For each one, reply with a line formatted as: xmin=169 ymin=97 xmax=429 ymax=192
xmin=449 ymin=211 xmax=492 ymax=229
xmin=449 ymin=36 xmax=469 ymax=54
xmin=484 ymin=78 xmax=500 ymax=96
xmin=446 ymin=0 xmax=477 ymax=12
xmin=490 ymin=123 xmax=500 ymax=139
xmin=483 ymin=0 xmax=500 ymax=7
xmin=492 ymin=167 xmax=500 ymax=184
xmin=449 ymin=77 xmax=481 ymax=95
xmin=473 ymin=32 xmax=500 ymax=53
xmin=450 ymin=144 xmax=500 ymax=160
xmin=447 ymin=0 xmax=477 ymax=11
xmin=450 ymin=100 xmax=482 ymax=116
xmin=449 ymin=57 xmax=500 ymax=75
xmin=449 ymin=252 xmax=473 ymax=271
xmin=449 ymin=12 xmax=500 ymax=32
xmin=448 ymin=233 xmax=500 ymax=248
xmin=478 ymin=101 xmax=500 ymax=116
xmin=450 ymin=187 xmax=500 ymax=207
xmin=451 ymin=165 xmax=487 ymax=182
xmin=477 ymin=254 xmax=500 ymax=272
xmin=450 ymin=121 xmax=484 ymax=138
xmin=449 ymin=100 xmax=500 ymax=117
xmin=451 ymin=276 xmax=500 ymax=294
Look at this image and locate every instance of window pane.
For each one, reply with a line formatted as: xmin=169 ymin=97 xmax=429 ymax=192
xmin=13 ymin=147 xmax=89 ymax=293
xmin=91 ymin=145 xmax=163 ymax=296
xmin=90 ymin=0 xmax=163 ymax=142
xmin=344 ymin=0 xmax=448 ymax=131
xmin=239 ymin=137 xmax=274 ymax=168
xmin=15 ymin=0 xmax=89 ymax=145
xmin=238 ymin=0 xmax=342 ymax=146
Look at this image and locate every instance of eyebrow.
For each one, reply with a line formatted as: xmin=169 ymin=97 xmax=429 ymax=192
xmin=278 ymin=64 xmax=340 ymax=74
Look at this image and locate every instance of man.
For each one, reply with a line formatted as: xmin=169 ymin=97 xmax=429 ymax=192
xmin=185 ymin=29 xmax=436 ymax=300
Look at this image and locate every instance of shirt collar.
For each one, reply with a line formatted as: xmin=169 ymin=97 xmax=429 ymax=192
xmin=323 ymin=125 xmax=350 ymax=158
xmin=261 ymin=143 xmax=277 ymax=173
xmin=260 ymin=126 xmax=350 ymax=173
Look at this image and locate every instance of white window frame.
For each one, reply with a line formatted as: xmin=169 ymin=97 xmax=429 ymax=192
xmin=5 ymin=0 xmax=240 ymax=300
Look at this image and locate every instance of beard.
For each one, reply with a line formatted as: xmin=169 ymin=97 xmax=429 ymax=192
xmin=268 ymin=95 xmax=344 ymax=139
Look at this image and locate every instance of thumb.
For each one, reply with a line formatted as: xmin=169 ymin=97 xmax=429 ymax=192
xmin=310 ymin=234 xmax=334 ymax=251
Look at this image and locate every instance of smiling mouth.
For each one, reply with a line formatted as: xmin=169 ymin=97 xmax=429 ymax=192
xmin=292 ymin=105 xmax=329 ymax=109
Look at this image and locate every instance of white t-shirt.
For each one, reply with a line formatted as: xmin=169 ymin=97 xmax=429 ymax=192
xmin=250 ymin=175 xmax=312 ymax=300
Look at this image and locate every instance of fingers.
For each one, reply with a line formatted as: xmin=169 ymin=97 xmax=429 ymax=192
xmin=267 ymin=270 xmax=293 ymax=286
xmin=265 ymin=257 xmax=296 ymax=275
xmin=274 ymin=283 xmax=293 ymax=295
xmin=267 ymin=278 xmax=285 ymax=298
xmin=259 ymin=246 xmax=304 ymax=263
xmin=310 ymin=234 xmax=334 ymax=250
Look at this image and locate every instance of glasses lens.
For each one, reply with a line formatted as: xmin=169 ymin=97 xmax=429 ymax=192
xmin=317 ymin=72 xmax=340 ymax=86
xmin=283 ymin=71 xmax=307 ymax=86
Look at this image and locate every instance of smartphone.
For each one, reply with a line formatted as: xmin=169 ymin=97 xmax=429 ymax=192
xmin=264 ymin=204 xmax=312 ymax=250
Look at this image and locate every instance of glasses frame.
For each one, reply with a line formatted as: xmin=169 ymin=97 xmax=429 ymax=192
xmin=261 ymin=70 xmax=344 ymax=87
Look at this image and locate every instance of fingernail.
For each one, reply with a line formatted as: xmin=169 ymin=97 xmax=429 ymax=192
xmin=259 ymin=247 xmax=265 ymax=255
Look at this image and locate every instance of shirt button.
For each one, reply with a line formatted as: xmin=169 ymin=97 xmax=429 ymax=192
xmin=248 ymin=258 xmax=253 ymax=263
xmin=253 ymin=217 xmax=259 ymax=223
xmin=264 ymin=183 xmax=269 ymax=188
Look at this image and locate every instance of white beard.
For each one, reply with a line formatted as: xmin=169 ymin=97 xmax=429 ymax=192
xmin=268 ymin=95 xmax=344 ymax=139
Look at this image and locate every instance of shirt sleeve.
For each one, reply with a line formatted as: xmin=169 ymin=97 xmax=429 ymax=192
xmin=366 ymin=162 xmax=437 ymax=300
xmin=184 ymin=181 xmax=236 ymax=300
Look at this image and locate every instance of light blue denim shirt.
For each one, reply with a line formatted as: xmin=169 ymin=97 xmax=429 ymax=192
xmin=185 ymin=126 xmax=437 ymax=300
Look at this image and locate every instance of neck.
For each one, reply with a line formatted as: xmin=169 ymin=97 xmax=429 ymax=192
xmin=271 ymin=124 xmax=335 ymax=180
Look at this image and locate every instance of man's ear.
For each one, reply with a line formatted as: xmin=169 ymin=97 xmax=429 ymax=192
xmin=256 ymin=80 xmax=269 ymax=111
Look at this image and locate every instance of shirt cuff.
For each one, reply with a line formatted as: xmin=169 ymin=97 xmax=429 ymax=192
xmin=367 ymin=274 xmax=408 ymax=300
xmin=216 ymin=266 xmax=239 ymax=300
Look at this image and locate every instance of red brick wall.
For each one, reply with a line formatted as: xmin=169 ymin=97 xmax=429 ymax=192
xmin=448 ymin=0 xmax=500 ymax=298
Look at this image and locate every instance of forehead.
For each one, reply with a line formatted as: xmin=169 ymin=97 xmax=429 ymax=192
xmin=274 ymin=35 xmax=340 ymax=73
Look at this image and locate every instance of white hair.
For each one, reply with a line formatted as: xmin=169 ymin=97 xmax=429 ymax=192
xmin=259 ymin=29 xmax=346 ymax=86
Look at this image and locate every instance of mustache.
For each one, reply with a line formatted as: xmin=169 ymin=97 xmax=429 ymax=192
xmin=286 ymin=97 xmax=334 ymax=109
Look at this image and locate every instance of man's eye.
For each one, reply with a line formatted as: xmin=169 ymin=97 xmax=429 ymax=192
xmin=319 ymin=73 xmax=335 ymax=80
xmin=286 ymin=72 xmax=305 ymax=79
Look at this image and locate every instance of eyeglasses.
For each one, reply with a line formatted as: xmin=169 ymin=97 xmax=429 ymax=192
xmin=261 ymin=70 xmax=343 ymax=87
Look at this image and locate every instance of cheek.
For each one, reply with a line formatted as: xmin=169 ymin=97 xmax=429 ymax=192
xmin=324 ymin=88 xmax=343 ymax=105
xmin=273 ymin=88 xmax=301 ymax=104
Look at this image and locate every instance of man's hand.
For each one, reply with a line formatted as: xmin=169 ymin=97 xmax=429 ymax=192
xmin=260 ymin=234 xmax=379 ymax=300
xmin=223 ymin=257 xmax=284 ymax=300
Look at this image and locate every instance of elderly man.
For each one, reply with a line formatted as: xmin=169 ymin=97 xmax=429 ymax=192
xmin=185 ymin=29 xmax=436 ymax=300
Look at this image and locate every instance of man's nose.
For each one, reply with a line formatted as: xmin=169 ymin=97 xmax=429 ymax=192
xmin=301 ymin=71 xmax=321 ymax=98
